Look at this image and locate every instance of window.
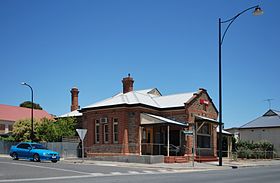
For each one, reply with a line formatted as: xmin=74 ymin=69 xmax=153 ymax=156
xmin=197 ymin=122 xmax=211 ymax=149
xmin=17 ymin=143 xmax=31 ymax=149
xmin=31 ymin=144 xmax=46 ymax=149
xmin=197 ymin=136 xmax=211 ymax=148
xmin=95 ymin=120 xmax=100 ymax=143
xmin=197 ymin=122 xmax=210 ymax=134
xmin=0 ymin=124 xmax=5 ymax=131
xmin=104 ymin=124 xmax=109 ymax=143
xmin=113 ymin=118 xmax=118 ymax=143
xmin=101 ymin=117 xmax=108 ymax=123
xmin=8 ymin=124 xmax=13 ymax=131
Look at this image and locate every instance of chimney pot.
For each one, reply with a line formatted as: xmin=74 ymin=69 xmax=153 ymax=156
xmin=122 ymin=74 xmax=134 ymax=93
xmin=71 ymin=87 xmax=79 ymax=111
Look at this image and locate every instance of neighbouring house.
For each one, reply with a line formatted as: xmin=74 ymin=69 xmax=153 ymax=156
xmin=225 ymin=127 xmax=240 ymax=142
xmin=73 ymin=75 xmax=219 ymax=162
xmin=226 ymin=109 xmax=280 ymax=156
xmin=0 ymin=104 xmax=53 ymax=135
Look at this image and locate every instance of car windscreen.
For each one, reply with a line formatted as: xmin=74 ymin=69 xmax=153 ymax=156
xmin=31 ymin=144 xmax=47 ymax=149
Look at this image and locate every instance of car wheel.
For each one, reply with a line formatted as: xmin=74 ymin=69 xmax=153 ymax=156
xmin=12 ymin=152 xmax=18 ymax=160
xmin=51 ymin=160 xmax=57 ymax=163
xmin=33 ymin=154 xmax=40 ymax=162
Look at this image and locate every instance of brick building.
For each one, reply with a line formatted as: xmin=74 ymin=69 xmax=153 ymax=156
xmin=78 ymin=75 xmax=219 ymax=161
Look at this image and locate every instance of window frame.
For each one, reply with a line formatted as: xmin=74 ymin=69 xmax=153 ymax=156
xmin=104 ymin=123 xmax=109 ymax=143
xmin=113 ymin=118 xmax=119 ymax=143
xmin=17 ymin=143 xmax=31 ymax=149
xmin=196 ymin=122 xmax=212 ymax=149
xmin=95 ymin=119 xmax=100 ymax=144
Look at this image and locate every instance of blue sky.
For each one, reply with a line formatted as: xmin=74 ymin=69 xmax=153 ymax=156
xmin=1 ymin=0 xmax=279 ymax=128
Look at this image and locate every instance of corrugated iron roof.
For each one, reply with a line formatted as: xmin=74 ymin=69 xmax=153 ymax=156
xmin=0 ymin=104 xmax=53 ymax=122
xmin=240 ymin=109 xmax=280 ymax=128
xmin=59 ymin=88 xmax=211 ymax=118
xmin=141 ymin=113 xmax=187 ymax=127
xmin=195 ymin=115 xmax=219 ymax=124
xmin=59 ymin=110 xmax=82 ymax=118
xmin=217 ymin=127 xmax=232 ymax=135
xmin=82 ymin=88 xmax=195 ymax=110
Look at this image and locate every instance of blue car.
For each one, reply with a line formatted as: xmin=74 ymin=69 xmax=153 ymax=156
xmin=10 ymin=142 xmax=60 ymax=163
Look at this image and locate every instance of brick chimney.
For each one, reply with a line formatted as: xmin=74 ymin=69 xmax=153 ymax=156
xmin=70 ymin=87 xmax=79 ymax=111
xmin=122 ymin=74 xmax=134 ymax=93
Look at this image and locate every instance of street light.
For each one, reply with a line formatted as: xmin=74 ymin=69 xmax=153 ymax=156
xmin=21 ymin=82 xmax=34 ymax=142
xmin=218 ymin=5 xmax=263 ymax=166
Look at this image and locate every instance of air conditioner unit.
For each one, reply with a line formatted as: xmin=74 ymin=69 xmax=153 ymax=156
xmin=101 ymin=117 xmax=108 ymax=124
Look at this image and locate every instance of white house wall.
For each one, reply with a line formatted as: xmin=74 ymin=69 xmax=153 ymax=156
xmin=239 ymin=128 xmax=280 ymax=155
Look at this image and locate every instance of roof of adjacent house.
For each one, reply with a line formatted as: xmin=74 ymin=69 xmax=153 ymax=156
xmin=0 ymin=104 xmax=53 ymax=122
xmin=82 ymin=88 xmax=195 ymax=110
xmin=217 ymin=127 xmax=232 ymax=135
xmin=240 ymin=109 xmax=280 ymax=129
xmin=59 ymin=110 xmax=82 ymax=118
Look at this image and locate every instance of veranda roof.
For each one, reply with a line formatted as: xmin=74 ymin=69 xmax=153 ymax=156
xmin=195 ymin=115 xmax=219 ymax=124
xmin=140 ymin=113 xmax=187 ymax=127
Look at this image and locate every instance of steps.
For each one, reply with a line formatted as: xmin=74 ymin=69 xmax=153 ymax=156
xmin=164 ymin=156 xmax=218 ymax=163
xmin=164 ymin=156 xmax=189 ymax=163
xmin=194 ymin=156 xmax=218 ymax=163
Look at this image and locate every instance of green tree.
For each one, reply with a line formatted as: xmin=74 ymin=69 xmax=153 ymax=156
xmin=12 ymin=119 xmax=40 ymax=141
xmin=35 ymin=118 xmax=57 ymax=142
xmin=12 ymin=117 xmax=77 ymax=142
xmin=20 ymin=101 xmax=43 ymax=110
xmin=36 ymin=117 xmax=77 ymax=142
xmin=55 ymin=117 xmax=77 ymax=140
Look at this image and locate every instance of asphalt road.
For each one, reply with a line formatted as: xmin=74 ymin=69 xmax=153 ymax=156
xmin=1 ymin=157 xmax=280 ymax=183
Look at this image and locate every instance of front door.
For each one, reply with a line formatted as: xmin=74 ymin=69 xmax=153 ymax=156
xmin=145 ymin=128 xmax=153 ymax=154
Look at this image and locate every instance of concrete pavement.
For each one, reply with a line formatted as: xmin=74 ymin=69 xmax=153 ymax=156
xmin=1 ymin=154 xmax=280 ymax=171
xmin=62 ymin=157 xmax=280 ymax=171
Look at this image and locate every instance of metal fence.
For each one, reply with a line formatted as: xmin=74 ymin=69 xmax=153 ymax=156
xmin=141 ymin=143 xmax=182 ymax=156
xmin=0 ymin=140 xmax=79 ymax=158
xmin=0 ymin=141 xmax=18 ymax=154
xmin=225 ymin=150 xmax=278 ymax=160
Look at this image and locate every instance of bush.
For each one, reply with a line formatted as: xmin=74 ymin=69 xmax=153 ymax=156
xmin=12 ymin=117 xmax=77 ymax=142
xmin=0 ymin=136 xmax=15 ymax=142
xmin=236 ymin=140 xmax=274 ymax=159
xmin=237 ymin=146 xmax=253 ymax=159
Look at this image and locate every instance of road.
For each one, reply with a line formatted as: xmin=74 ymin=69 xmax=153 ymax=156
xmin=0 ymin=157 xmax=280 ymax=183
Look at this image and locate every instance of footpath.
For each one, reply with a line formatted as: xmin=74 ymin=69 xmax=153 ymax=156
xmin=63 ymin=157 xmax=280 ymax=171
xmin=1 ymin=154 xmax=280 ymax=171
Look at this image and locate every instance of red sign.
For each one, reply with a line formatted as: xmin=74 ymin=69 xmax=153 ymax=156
xmin=200 ymin=99 xmax=209 ymax=105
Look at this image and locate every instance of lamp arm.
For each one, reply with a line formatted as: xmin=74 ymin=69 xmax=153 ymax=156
xmin=220 ymin=5 xmax=259 ymax=45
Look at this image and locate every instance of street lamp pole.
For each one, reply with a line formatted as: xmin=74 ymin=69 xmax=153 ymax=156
xmin=21 ymin=82 xmax=34 ymax=142
xmin=218 ymin=5 xmax=263 ymax=166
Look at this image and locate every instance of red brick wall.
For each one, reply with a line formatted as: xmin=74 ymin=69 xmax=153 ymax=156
xmin=84 ymin=108 xmax=142 ymax=155
xmin=83 ymin=89 xmax=218 ymax=157
xmin=184 ymin=89 xmax=218 ymax=157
